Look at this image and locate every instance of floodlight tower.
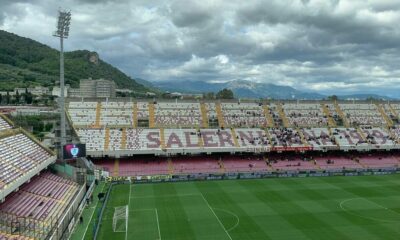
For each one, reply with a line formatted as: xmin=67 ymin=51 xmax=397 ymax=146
xmin=53 ymin=9 xmax=71 ymax=159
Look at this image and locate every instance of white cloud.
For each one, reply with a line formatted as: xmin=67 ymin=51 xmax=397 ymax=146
xmin=1 ymin=0 xmax=400 ymax=96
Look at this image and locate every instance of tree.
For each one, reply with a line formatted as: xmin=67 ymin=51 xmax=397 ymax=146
xmin=25 ymin=92 xmax=33 ymax=104
xmin=15 ymin=90 xmax=20 ymax=104
xmin=203 ymin=92 xmax=215 ymax=99
xmin=216 ymin=88 xmax=234 ymax=99
xmin=6 ymin=91 xmax=10 ymax=104
xmin=327 ymin=95 xmax=338 ymax=101
xmin=0 ymin=94 xmax=2 ymax=104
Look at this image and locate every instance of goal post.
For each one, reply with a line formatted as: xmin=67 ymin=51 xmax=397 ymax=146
xmin=112 ymin=205 xmax=128 ymax=232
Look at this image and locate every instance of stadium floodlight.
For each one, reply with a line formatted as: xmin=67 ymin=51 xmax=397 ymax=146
xmin=53 ymin=9 xmax=71 ymax=160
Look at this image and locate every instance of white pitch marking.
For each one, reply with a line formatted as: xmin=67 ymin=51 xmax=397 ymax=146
xmin=125 ymin=184 xmax=132 ymax=240
xmin=339 ymin=197 xmax=400 ymax=223
xmin=212 ymin=208 xmax=240 ymax=232
xmin=81 ymin=183 xmax=106 ymax=240
xmin=200 ymin=193 xmax=233 ymax=240
xmin=155 ymin=208 xmax=161 ymax=240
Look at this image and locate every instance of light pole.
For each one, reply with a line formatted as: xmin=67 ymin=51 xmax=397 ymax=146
xmin=53 ymin=9 xmax=71 ymax=160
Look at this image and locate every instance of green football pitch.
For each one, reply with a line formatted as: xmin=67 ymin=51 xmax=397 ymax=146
xmin=96 ymin=175 xmax=400 ymax=240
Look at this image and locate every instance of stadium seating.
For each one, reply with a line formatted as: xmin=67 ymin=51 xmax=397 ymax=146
xmin=0 ymin=116 xmax=12 ymax=131
xmin=302 ymin=128 xmax=337 ymax=150
xmin=268 ymin=128 xmax=304 ymax=147
xmin=338 ymin=103 xmax=384 ymax=126
xmin=315 ymin=156 xmax=363 ymax=170
xmin=100 ymin=101 xmax=133 ymax=126
xmin=270 ymin=160 xmax=317 ymax=171
xmin=154 ymin=102 xmax=202 ymax=127
xmin=220 ymin=102 xmax=269 ymax=128
xmin=234 ymin=128 xmax=269 ymax=148
xmin=360 ymin=127 xmax=397 ymax=149
xmin=0 ymin=133 xmax=53 ymax=192
xmin=68 ymin=101 xmax=97 ymax=127
xmin=223 ymin=155 xmax=269 ymax=172
xmin=126 ymin=128 xmax=162 ymax=151
xmin=76 ymin=129 xmax=105 ymax=151
xmin=0 ymin=172 xmax=79 ymax=239
xmin=116 ymin=158 xmax=169 ymax=176
xmin=282 ymin=103 xmax=328 ymax=127
xmin=357 ymin=153 xmax=400 ymax=168
xmin=137 ymin=102 xmax=149 ymax=119
xmin=331 ymin=128 xmax=370 ymax=150
xmin=108 ymin=129 xmax=123 ymax=151
xmin=173 ymin=156 xmax=221 ymax=174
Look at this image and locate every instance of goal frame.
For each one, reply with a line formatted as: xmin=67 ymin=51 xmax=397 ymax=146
xmin=112 ymin=205 xmax=128 ymax=233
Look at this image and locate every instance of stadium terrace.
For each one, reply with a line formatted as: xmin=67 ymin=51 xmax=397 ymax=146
xmin=67 ymin=99 xmax=400 ymax=157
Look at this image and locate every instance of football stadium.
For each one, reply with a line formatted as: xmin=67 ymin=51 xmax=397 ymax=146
xmin=1 ymin=1 xmax=400 ymax=240
xmin=70 ymin=99 xmax=400 ymax=240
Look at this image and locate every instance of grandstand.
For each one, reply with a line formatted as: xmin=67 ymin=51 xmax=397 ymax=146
xmin=65 ymin=99 xmax=400 ymax=176
xmin=0 ymin=114 xmax=84 ymax=240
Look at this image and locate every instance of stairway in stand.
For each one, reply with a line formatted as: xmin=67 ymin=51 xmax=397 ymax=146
xmin=148 ymin=102 xmax=155 ymax=128
xmin=160 ymin=128 xmax=166 ymax=150
xmin=334 ymin=102 xmax=350 ymax=127
xmin=321 ymin=103 xmax=336 ymax=127
xmin=357 ymin=127 xmax=367 ymax=142
xmin=132 ymin=102 xmax=138 ymax=128
xmin=167 ymin=158 xmax=174 ymax=175
xmin=231 ymin=129 xmax=240 ymax=147
xmin=218 ymin=159 xmax=225 ymax=174
xmin=113 ymin=159 xmax=119 ymax=176
xmin=215 ymin=102 xmax=225 ymax=128
xmin=104 ymin=128 xmax=110 ymax=150
xmin=297 ymin=128 xmax=309 ymax=147
xmin=94 ymin=102 xmax=102 ymax=128
xmin=121 ymin=128 xmax=127 ymax=150
xmin=200 ymin=102 xmax=209 ymax=128
xmin=375 ymin=103 xmax=393 ymax=127
xmin=263 ymin=104 xmax=274 ymax=127
xmin=277 ymin=103 xmax=290 ymax=128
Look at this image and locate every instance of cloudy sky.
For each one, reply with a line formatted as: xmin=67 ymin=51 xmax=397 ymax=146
xmin=1 ymin=0 xmax=400 ymax=97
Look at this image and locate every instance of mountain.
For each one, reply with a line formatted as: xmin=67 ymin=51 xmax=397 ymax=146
xmin=155 ymin=80 xmax=325 ymax=99
xmin=155 ymin=80 xmax=395 ymax=100
xmin=0 ymin=30 xmax=149 ymax=92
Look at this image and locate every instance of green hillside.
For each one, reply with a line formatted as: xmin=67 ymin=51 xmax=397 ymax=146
xmin=0 ymin=30 xmax=149 ymax=92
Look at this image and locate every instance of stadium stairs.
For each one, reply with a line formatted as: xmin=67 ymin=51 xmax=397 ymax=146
xmin=321 ymin=104 xmax=336 ymax=127
xmin=215 ymin=102 xmax=225 ymax=128
xmin=277 ymin=103 xmax=290 ymax=128
xmin=297 ymin=128 xmax=310 ymax=147
xmin=388 ymin=104 xmax=399 ymax=121
xmin=230 ymin=129 xmax=240 ymax=147
xmin=133 ymin=102 xmax=138 ymax=128
xmin=113 ymin=159 xmax=120 ymax=176
xmin=94 ymin=102 xmax=101 ymax=128
xmin=167 ymin=158 xmax=174 ymax=175
xmin=104 ymin=128 xmax=110 ymax=150
xmin=160 ymin=128 xmax=166 ymax=150
xmin=148 ymin=102 xmax=155 ymax=128
xmin=375 ymin=103 xmax=393 ymax=127
xmin=356 ymin=127 xmax=367 ymax=142
xmin=263 ymin=105 xmax=274 ymax=127
xmin=121 ymin=128 xmax=127 ymax=150
xmin=200 ymin=103 xmax=209 ymax=128
xmin=334 ymin=102 xmax=350 ymax=127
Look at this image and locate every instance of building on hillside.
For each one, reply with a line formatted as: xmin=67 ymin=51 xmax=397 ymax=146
xmin=79 ymin=78 xmax=116 ymax=98
xmin=52 ymin=84 xmax=70 ymax=97
xmin=12 ymin=86 xmax=50 ymax=96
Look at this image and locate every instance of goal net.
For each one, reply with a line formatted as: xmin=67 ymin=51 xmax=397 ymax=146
xmin=112 ymin=205 xmax=128 ymax=232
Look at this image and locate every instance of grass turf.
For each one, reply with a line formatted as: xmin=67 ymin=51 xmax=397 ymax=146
xmin=96 ymin=175 xmax=400 ymax=240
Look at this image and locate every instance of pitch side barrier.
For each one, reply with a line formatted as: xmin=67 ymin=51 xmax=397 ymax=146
xmin=102 ymin=167 xmax=400 ymax=184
